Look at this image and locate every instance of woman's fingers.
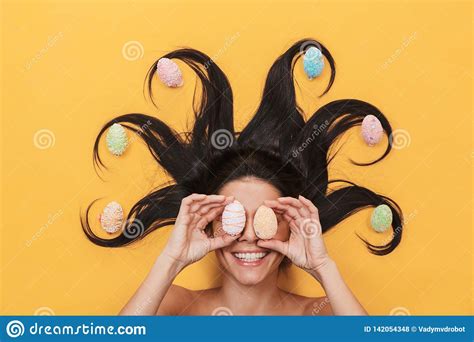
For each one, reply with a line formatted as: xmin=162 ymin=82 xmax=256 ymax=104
xmin=257 ymin=239 xmax=289 ymax=256
xmin=195 ymin=205 xmax=226 ymax=230
xmin=196 ymin=196 xmax=233 ymax=216
xmin=298 ymin=195 xmax=320 ymax=220
xmin=267 ymin=196 xmax=321 ymax=239
xmin=268 ymin=196 xmax=319 ymax=225
xmin=278 ymin=197 xmax=310 ymax=218
xmin=263 ymin=200 xmax=284 ymax=214
xmin=176 ymin=194 xmax=206 ymax=229
xmin=179 ymin=193 xmax=207 ymax=216
xmin=288 ymin=219 xmax=302 ymax=232
xmin=189 ymin=194 xmax=229 ymax=213
xmin=264 ymin=200 xmax=299 ymax=221
xmin=277 ymin=197 xmax=304 ymax=208
xmin=208 ymin=233 xmax=241 ymax=251
xmin=180 ymin=194 xmax=232 ymax=228
xmin=277 ymin=203 xmax=300 ymax=221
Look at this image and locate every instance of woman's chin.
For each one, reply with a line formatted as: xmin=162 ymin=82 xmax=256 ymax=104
xmin=225 ymin=266 xmax=269 ymax=285
xmin=232 ymin=274 xmax=265 ymax=286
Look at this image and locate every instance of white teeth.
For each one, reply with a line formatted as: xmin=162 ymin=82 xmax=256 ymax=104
xmin=233 ymin=252 xmax=268 ymax=261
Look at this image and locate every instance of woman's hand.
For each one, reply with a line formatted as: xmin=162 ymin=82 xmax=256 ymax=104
xmin=259 ymin=195 xmax=368 ymax=315
xmin=162 ymin=193 xmax=240 ymax=270
xmin=257 ymin=195 xmax=331 ymax=278
xmin=121 ymin=194 xmax=238 ymax=316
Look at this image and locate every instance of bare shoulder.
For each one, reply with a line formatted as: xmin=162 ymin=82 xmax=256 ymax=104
xmin=156 ymin=284 xmax=196 ymax=315
xmin=304 ymin=295 xmax=333 ymax=315
xmin=157 ymin=285 xmax=219 ymax=315
xmin=284 ymin=292 xmax=333 ymax=316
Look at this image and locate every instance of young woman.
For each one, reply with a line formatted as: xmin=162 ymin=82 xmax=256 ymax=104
xmin=82 ymin=39 xmax=403 ymax=315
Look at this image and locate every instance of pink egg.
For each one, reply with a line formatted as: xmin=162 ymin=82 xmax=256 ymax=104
xmin=361 ymin=115 xmax=383 ymax=146
xmin=156 ymin=58 xmax=183 ymax=88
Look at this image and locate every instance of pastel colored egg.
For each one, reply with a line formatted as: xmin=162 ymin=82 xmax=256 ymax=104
xmin=99 ymin=201 xmax=124 ymax=234
xmin=361 ymin=115 xmax=383 ymax=146
xmin=253 ymin=205 xmax=278 ymax=240
xmin=106 ymin=123 xmax=128 ymax=156
xmin=371 ymin=204 xmax=393 ymax=233
xmin=303 ymin=46 xmax=324 ymax=79
xmin=221 ymin=200 xmax=246 ymax=235
xmin=156 ymin=58 xmax=183 ymax=88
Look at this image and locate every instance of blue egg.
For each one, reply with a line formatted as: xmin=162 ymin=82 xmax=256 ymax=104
xmin=303 ymin=47 xmax=324 ymax=79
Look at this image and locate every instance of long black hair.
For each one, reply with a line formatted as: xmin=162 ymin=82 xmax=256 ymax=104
xmin=82 ymin=38 xmax=403 ymax=255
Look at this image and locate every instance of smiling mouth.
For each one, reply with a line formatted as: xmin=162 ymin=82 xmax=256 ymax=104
xmin=231 ymin=252 xmax=269 ymax=262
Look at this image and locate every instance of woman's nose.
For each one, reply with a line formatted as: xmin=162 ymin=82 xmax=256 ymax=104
xmin=238 ymin=217 xmax=258 ymax=242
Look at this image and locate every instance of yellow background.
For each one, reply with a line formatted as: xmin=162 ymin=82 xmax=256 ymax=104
xmin=1 ymin=0 xmax=472 ymax=315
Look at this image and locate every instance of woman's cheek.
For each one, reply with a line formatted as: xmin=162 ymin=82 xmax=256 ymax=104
xmin=272 ymin=221 xmax=290 ymax=241
xmin=212 ymin=221 xmax=226 ymax=238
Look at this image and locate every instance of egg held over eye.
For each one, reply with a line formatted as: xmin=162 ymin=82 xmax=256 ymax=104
xmin=253 ymin=205 xmax=278 ymax=240
xmin=221 ymin=200 xmax=246 ymax=235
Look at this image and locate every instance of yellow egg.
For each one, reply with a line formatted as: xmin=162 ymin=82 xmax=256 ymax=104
xmin=99 ymin=201 xmax=124 ymax=234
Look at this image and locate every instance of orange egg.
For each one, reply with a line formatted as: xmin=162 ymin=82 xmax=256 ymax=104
xmin=253 ymin=205 xmax=277 ymax=239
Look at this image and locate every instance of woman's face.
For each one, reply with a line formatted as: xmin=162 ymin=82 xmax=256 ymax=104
xmin=212 ymin=177 xmax=290 ymax=285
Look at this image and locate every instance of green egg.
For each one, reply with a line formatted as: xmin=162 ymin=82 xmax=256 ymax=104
xmin=371 ymin=204 xmax=392 ymax=233
xmin=106 ymin=123 xmax=128 ymax=156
